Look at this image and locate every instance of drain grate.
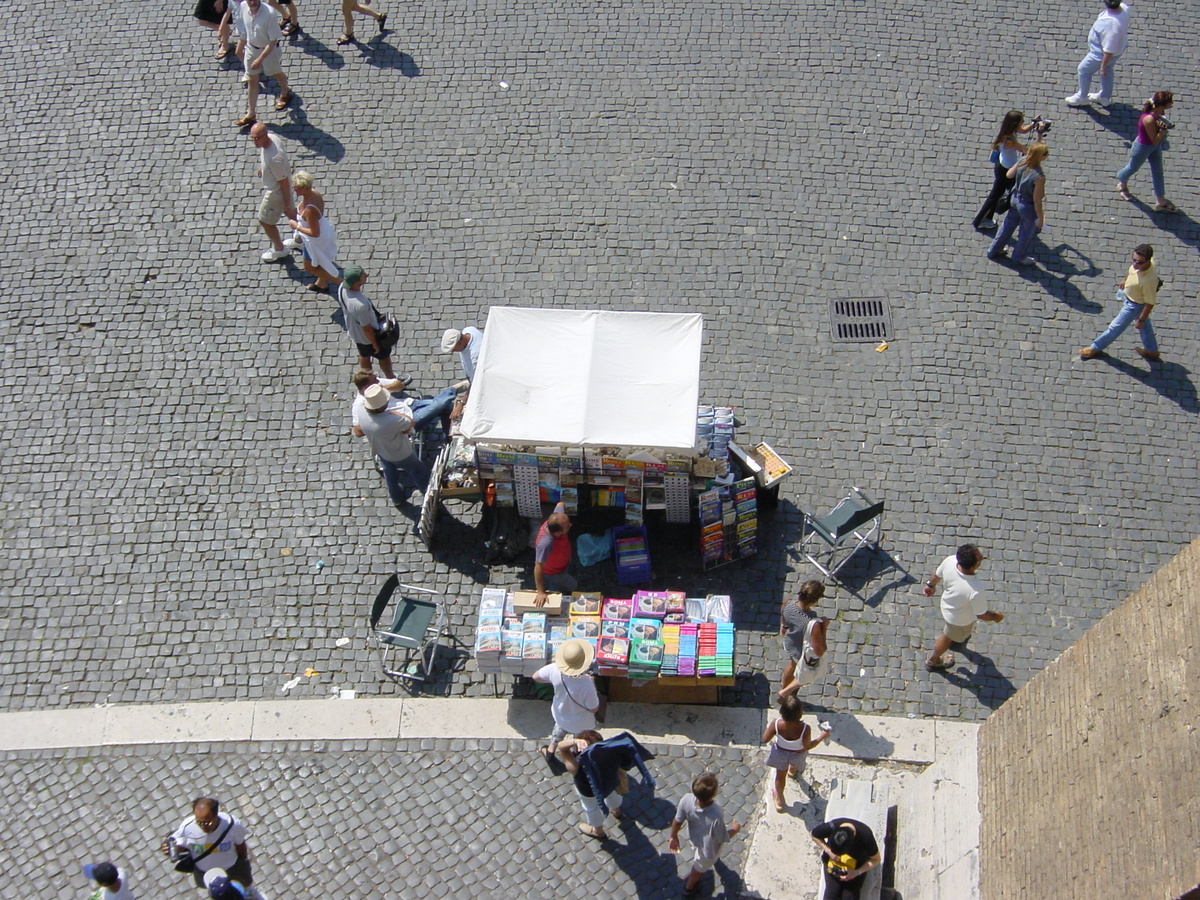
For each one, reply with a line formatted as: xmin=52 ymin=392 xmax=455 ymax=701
xmin=829 ymin=297 xmax=894 ymax=343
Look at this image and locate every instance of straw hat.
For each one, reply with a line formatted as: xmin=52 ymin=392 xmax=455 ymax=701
xmin=554 ymin=638 xmax=595 ymax=676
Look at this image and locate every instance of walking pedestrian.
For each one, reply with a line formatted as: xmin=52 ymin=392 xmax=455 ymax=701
xmin=533 ymin=638 xmax=599 ymax=756
xmin=1116 ymin=92 xmax=1178 ymax=212
xmin=810 ymin=817 xmax=882 ymax=900
xmin=89 ymin=861 xmax=135 ymax=900
xmin=217 ymin=0 xmax=247 ymax=64
xmin=762 ymin=695 xmax=831 ymax=813
xmin=1080 ymin=243 xmax=1163 ymax=361
xmin=439 ymin=326 xmax=484 ymax=383
xmin=336 ymin=267 xmax=404 ymax=386
xmin=973 ymin=110 xmax=1035 ymax=230
xmin=358 ymin=384 xmax=429 ymax=508
xmin=778 ymin=580 xmax=831 ymax=700
xmin=194 ymin=0 xmax=230 ymax=57
xmin=668 ymin=773 xmax=742 ymax=898
xmin=268 ymin=0 xmax=301 ymax=36
xmin=235 ymin=0 xmax=292 ymax=128
xmin=248 ymin=124 xmax=295 ymax=262
xmin=163 ymin=798 xmax=264 ymax=899
xmin=337 ymin=0 xmax=388 ymax=45
xmin=922 ymin=544 xmax=1004 ymax=671
xmin=1064 ymin=0 xmax=1132 ymax=108
xmin=987 ymin=142 xmax=1048 ymax=267
xmin=285 ymin=171 xmax=340 ymax=292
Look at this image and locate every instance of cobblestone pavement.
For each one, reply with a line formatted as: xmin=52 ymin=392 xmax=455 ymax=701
xmin=1 ymin=739 xmax=761 ymax=900
xmin=1 ymin=0 xmax=1199 ymax=723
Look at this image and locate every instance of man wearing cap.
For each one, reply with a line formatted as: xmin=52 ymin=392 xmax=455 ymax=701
xmin=359 ymin=383 xmax=429 ymax=508
xmin=533 ymin=638 xmax=599 ymax=755
xmin=1064 ymin=0 xmax=1132 ymax=108
xmin=248 ymin=123 xmax=296 ymax=262
xmin=337 ymin=266 xmax=404 ymax=390
xmin=164 ymin=798 xmax=262 ymax=898
xmin=533 ymin=500 xmax=576 ymax=607
xmin=90 ymin=861 xmax=135 ymax=900
xmin=440 ymin=325 xmax=483 ymax=383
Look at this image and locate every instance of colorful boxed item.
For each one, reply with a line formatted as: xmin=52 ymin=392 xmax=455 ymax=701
xmin=570 ymin=616 xmax=601 ymax=639
xmin=601 ymin=618 xmax=630 ymax=639
xmin=633 ymin=591 xmax=668 ymax=619
xmin=629 ymin=617 xmax=662 ymax=642
xmin=705 ymin=594 xmax=732 ymax=624
xmin=569 ymin=592 xmax=603 ymax=616
xmin=522 ymin=612 xmax=546 ymax=634
xmin=596 ymin=636 xmax=630 ymax=666
xmin=603 ymin=597 xmax=633 ymax=621
xmin=629 ymin=639 xmax=664 ymax=667
xmin=665 ymin=591 xmax=687 ymax=615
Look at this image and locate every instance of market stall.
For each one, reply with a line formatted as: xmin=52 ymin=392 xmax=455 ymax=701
xmin=420 ymin=307 xmax=790 ymax=574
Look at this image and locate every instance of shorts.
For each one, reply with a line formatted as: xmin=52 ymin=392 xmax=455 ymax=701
xmin=943 ymin=621 xmax=975 ymax=643
xmin=765 ymin=744 xmax=807 ymax=774
xmin=690 ymin=848 xmax=719 ymax=873
xmin=245 ymin=43 xmax=284 ymax=77
xmin=258 ymin=188 xmax=286 ymax=224
xmin=355 ymin=341 xmax=391 ymax=361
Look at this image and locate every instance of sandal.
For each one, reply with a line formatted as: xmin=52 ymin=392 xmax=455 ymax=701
xmin=215 ymin=45 xmax=232 ymax=60
xmin=1154 ymin=200 xmax=1179 ymax=213
xmin=275 ymin=93 xmax=292 ymax=110
xmin=235 ymin=115 xmax=257 ymax=128
xmin=578 ymin=823 xmax=606 ymax=840
xmin=378 ymin=13 xmax=388 ymax=32
xmin=281 ymin=21 xmax=299 ymax=36
xmin=336 ymin=33 xmax=356 ymax=45
xmin=307 ymin=283 xmax=328 ymax=293
xmin=1117 ymin=186 xmax=1132 ymax=201
xmin=925 ymin=653 xmax=954 ymax=671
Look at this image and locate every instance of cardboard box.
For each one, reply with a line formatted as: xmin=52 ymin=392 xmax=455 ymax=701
xmin=513 ymin=591 xmax=562 ymax=614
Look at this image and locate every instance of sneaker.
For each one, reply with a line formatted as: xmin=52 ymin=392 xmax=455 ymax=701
xmin=1134 ymin=347 xmax=1162 ymax=361
xmin=1079 ymin=347 xmax=1102 ymax=359
xmin=260 ymin=247 xmax=290 ymax=262
xmin=1087 ymin=92 xmax=1111 ymax=107
xmin=1017 ymin=256 xmax=1037 ymax=266
xmin=240 ymin=72 xmax=251 ymax=83
xmin=453 ymin=379 xmax=471 ymax=393
xmin=1064 ymin=93 xmax=1090 ymax=107
xmin=977 ymin=218 xmax=997 ymax=230
xmin=282 ymin=237 xmax=302 ymax=251
xmin=380 ymin=377 xmax=405 ymax=391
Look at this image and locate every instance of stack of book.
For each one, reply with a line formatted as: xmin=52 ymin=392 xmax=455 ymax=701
xmin=697 ymin=623 xmax=718 ymax=676
xmin=660 ymin=624 xmax=681 ymax=676
xmin=704 ymin=594 xmax=732 ymax=624
xmin=473 ymin=587 xmax=507 ymax=674
xmin=677 ymin=624 xmax=698 ymax=676
xmin=628 ymin=636 xmax=664 ymax=680
xmin=596 ymin=635 xmax=630 ymax=677
xmin=714 ymin=623 xmax=735 ymax=677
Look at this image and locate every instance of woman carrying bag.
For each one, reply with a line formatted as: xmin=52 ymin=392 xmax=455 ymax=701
xmin=987 ymin=142 xmax=1049 ymax=267
xmin=973 ymin=110 xmax=1035 ymax=231
xmin=1117 ymin=91 xmax=1178 ymax=213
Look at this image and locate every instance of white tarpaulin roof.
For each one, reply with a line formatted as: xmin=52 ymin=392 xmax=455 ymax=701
xmin=460 ymin=307 xmax=703 ymax=451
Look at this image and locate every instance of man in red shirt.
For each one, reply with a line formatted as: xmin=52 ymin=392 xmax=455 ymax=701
xmin=534 ymin=501 xmax=575 ymax=607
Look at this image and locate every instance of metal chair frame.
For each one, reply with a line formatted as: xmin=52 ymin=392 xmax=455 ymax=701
xmin=800 ymin=486 xmax=885 ymax=580
xmin=367 ymin=576 xmax=447 ymax=682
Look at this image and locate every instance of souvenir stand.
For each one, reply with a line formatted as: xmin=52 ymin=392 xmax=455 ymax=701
xmin=426 ymin=307 xmax=792 ymax=703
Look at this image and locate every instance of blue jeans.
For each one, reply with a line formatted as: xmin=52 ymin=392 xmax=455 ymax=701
xmin=1077 ymin=47 xmax=1118 ymax=99
xmin=1116 ymin=140 xmax=1165 ymax=199
xmin=409 ymin=387 xmax=456 ymax=435
xmin=988 ymin=198 xmax=1038 ymax=261
xmin=1091 ymin=291 xmax=1157 ymax=353
xmin=379 ymin=453 xmax=430 ymax=506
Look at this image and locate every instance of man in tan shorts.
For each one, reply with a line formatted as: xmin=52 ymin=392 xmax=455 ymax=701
xmin=236 ymin=0 xmax=292 ymax=128
xmin=249 ymin=123 xmax=296 ymax=261
xmin=922 ymin=543 xmax=1004 ymax=671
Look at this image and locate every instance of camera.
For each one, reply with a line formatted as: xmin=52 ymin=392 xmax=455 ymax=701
xmin=1157 ymin=116 xmax=1175 ymax=130
xmin=1031 ymin=115 xmax=1052 ymax=136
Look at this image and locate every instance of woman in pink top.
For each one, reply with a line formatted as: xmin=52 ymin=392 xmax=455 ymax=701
xmin=1117 ymin=91 xmax=1178 ymax=212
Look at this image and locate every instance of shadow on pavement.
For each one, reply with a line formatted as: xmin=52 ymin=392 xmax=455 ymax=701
xmin=1099 ymin=355 xmax=1200 ymax=413
xmin=933 ymin=645 xmax=1017 ymax=710
xmin=1031 ymin=244 xmax=1103 ymax=313
xmin=291 ymin=31 xmax=347 ymax=69
xmin=271 ymin=105 xmax=347 ymax=162
xmin=360 ymin=38 xmax=423 ymax=76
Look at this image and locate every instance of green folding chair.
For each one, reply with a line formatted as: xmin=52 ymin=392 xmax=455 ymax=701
xmin=368 ymin=576 xmax=446 ymax=682
xmin=800 ymin=486 xmax=885 ymax=580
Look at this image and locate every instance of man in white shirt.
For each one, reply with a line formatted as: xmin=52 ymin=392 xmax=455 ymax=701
xmin=440 ymin=325 xmax=483 ymax=384
xmin=236 ymin=0 xmax=292 ymax=128
xmin=163 ymin=798 xmax=264 ymax=899
xmin=248 ymin=123 xmax=295 ymax=261
xmin=1065 ymin=0 xmax=1132 ymax=108
xmin=921 ymin=544 xmax=1004 ymax=671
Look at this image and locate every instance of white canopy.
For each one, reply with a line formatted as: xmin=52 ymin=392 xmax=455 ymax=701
xmin=459 ymin=307 xmax=703 ymax=451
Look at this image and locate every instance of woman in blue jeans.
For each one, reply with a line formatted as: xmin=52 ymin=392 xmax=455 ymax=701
xmin=987 ymin=142 xmax=1048 ymax=266
xmin=1117 ymin=91 xmax=1177 ymax=212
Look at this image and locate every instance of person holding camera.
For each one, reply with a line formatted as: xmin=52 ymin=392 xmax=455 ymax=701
xmin=810 ymin=817 xmax=881 ymax=900
xmin=973 ymin=110 xmax=1037 ymax=230
xmin=162 ymin=798 xmax=265 ymax=899
xmin=1117 ymin=91 xmax=1178 ymax=213
xmin=987 ymin=143 xmax=1049 ymax=266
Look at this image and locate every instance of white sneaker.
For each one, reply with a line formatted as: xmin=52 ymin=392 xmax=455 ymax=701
xmin=1064 ymin=93 xmax=1090 ymax=107
xmin=260 ymin=247 xmax=290 ymax=262
xmin=1087 ymin=92 xmax=1111 ymax=107
xmin=240 ymin=72 xmax=250 ymax=83
xmin=452 ymin=380 xmax=471 ymax=393
xmin=282 ymin=237 xmax=301 ymax=251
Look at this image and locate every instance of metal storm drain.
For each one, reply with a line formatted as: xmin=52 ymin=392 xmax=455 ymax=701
xmin=829 ymin=297 xmax=894 ymax=343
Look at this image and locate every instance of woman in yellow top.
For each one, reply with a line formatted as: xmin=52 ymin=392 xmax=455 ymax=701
xmin=1080 ymin=244 xmax=1161 ymax=361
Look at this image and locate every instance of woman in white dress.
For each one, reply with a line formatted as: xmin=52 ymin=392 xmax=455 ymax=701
xmin=286 ymin=171 xmax=340 ymax=293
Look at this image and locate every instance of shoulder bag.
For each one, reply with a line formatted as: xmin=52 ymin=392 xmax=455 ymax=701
xmin=171 ymin=817 xmax=236 ymax=874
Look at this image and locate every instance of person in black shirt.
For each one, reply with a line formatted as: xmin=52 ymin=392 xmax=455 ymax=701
xmin=810 ymin=817 xmax=882 ymax=899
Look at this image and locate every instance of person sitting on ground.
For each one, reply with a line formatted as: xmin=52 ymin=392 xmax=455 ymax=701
xmin=811 ymin=817 xmax=882 ymax=900
xmin=349 ymin=369 xmax=455 ymax=438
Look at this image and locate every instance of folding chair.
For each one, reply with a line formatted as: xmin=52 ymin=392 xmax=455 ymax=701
xmin=800 ymin=486 xmax=885 ymax=580
xmin=367 ymin=576 xmax=447 ymax=682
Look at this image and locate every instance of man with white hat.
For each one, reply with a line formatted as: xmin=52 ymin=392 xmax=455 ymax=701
xmin=358 ymin=384 xmax=429 ymax=509
xmin=532 ymin=638 xmax=599 ymax=756
xmin=440 ymin=325 xmax=483 ymax=384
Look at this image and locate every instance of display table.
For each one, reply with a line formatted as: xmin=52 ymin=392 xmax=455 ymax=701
xmin=608 ymin=675 xmax=736 ymax=705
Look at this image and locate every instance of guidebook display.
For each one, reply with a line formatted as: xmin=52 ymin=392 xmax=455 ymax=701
xmin=472 ymin=588 xmax=735 ymax=683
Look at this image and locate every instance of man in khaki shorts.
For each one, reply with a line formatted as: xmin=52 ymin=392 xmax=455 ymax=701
xmin=236 ymin=0 xmax=292 ymax=128
xmin=249 ymin=123 xmax=296 ymax=261
xmin=922 ymin=543 xmax=1004 ymax=671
